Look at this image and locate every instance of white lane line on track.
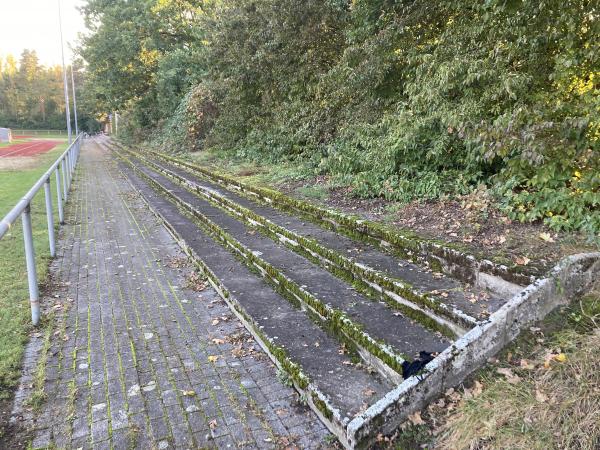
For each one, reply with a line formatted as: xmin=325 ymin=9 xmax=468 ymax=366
xmin=0 ymin=141 xmax=46 ymax=158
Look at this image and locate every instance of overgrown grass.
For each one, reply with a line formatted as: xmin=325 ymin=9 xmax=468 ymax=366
xmin=436 ymin=289 xmax=600 ymax=450
xmin=0 ymin=142 xmax=68 ymax=399
xmin=184 ymin=148 xmax=312 ymax=189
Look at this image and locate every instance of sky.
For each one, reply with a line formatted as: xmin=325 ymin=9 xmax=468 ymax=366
xmin=0 ymin=0 xmax=87 ymax=67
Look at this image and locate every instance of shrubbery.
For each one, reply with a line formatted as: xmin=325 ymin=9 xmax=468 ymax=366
xmin=80 ymin=0 xmax=599 ymax=236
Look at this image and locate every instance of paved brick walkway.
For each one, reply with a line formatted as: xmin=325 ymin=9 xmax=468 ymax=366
xmin=12 ymin=141 xmax=329 ymax=449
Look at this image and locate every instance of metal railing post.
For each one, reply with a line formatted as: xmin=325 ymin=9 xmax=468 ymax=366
xmin=67 ymin=150 xmax=72 ymax=189
xmin=55 ymin=167 xmax=64 ymax=224
xmin=22 ymin=205 xmax=40 ymax=326
xmin=61 ymin=159 xmax=68 ymax=201
xmin=44 ymin=179 xmax=56 ymax=257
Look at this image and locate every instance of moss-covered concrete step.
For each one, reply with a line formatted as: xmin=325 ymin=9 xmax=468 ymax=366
xmin=127 ymin=149 xmax=501 ymax=334
xmin=122 ymin=154 xmax=450 ymax=379
xmin=119 ymin=164 xmax=393 ymax=447
xmin=138 ymin=148 xmax=536 ymax=291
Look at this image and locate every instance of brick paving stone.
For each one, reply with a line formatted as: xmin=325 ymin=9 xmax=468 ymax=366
xmin=12 ymin=139 xmax=328 ymax=448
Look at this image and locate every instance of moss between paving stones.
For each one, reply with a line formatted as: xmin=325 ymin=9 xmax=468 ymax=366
xmin=128 ymin=150 xmax=462 ymax=338
xmin=139 ymin=148 xmax=537 ymax=287
xmin=117 ymin=152 xmax=407 ymax=378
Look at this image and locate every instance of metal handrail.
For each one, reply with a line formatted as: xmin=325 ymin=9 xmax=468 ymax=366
xmin=0 ymin=133 xmax=83 ymax=325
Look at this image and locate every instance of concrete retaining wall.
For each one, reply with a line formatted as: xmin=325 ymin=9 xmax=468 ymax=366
xmin=347 ymin=252 xmax=600 ymax=448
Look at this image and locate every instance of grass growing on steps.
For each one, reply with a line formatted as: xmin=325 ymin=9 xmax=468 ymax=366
xmin=0 ymin=141 xmax=68 ymax=399
xmin=435 ymin=289 xmax=600 ymax=450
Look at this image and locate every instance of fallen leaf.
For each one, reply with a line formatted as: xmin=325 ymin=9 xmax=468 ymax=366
xmin=182 ymin=390 xmax=196 ymax=397
xmin=553 ymin=353 xmax=567 ymax=363
xmin=208 ymin=355 xmax=219 ymax=363
xmin=363 ymin=388 xmax=376 ymax=397
xmin=539 ymin=232 xmax=555 ymax=243
xmin=515 ymin=256 xmax=531 ymax=266
xmin=408 ymin=411 xmax=425 ymax=426
xmin=463 ymin=380 xmax=483 ymax=399
xmin=211 ymin=338 xmax=225 ymax=345
xmin=520 ymin=359 xmax=535 ymax=370
xmin=211 ymin=319 xmax=220 ymax=326
xmin=209 ymin=419 xmax=217 ymax=430
xmin=496 ymin=367 xmax=521 ymax=384
xmin=535 ymin=389 xmax=548 ymax=403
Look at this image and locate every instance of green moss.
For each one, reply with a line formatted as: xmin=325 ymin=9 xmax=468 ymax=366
xmin=312 ymin=392 xmax=334 ymax=421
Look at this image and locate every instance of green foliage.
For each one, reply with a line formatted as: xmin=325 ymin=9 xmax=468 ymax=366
xmin=79 ymin=0 xmax=208 ymax=133
xmin=80 ymin=0 xmax=600 ymax=235
xmin=0 ymin=51 xmax=65 ymax=129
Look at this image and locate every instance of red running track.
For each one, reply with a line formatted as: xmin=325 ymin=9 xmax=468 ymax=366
xmin=0 ymin=140 xmax=58 ymax=158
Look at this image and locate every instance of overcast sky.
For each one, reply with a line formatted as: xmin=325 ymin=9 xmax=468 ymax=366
xmin=0 ymin=0 xmax=87 ymax=67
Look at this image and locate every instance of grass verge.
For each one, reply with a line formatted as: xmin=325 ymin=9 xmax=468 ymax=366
xmin=0 ymin=141 xmax=68 ymax=400
xmin=385 ymin=288 xmax=600 ymax=450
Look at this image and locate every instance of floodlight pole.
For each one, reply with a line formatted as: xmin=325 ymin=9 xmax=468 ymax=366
xmin=70 ymin=66 xmax=79 ymax=135
xmin=58 ymin=0 xmax=72 ymax=144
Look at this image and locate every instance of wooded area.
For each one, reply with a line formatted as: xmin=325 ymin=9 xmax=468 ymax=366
xmin=79 ymin=0 xmax=599 ymax=235
xmin=0 ymin=50 xmax=99 ymax=132
xmin=0 ymin=51 xmax=68 ymax=130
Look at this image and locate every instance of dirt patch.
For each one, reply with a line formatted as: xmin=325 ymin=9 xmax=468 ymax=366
xmin=0 ymin=156 xmax=42 ymax=171
xmin=0 ymin=399 xmax=30 ymax=450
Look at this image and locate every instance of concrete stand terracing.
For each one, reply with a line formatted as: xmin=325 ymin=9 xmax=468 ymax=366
xmin=107 ymin=140 xmax=600 ymax=449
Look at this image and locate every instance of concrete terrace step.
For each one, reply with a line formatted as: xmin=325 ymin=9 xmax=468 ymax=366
xmin=118 ymin=158 xmax=395 ymax=442
xmin=142 ymin=148 xmax=537 ymax=291
xmin=122 ymin=146 xmax=508 ymax=335
xmin=122 ymin=154 xmax=450 ymax=368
